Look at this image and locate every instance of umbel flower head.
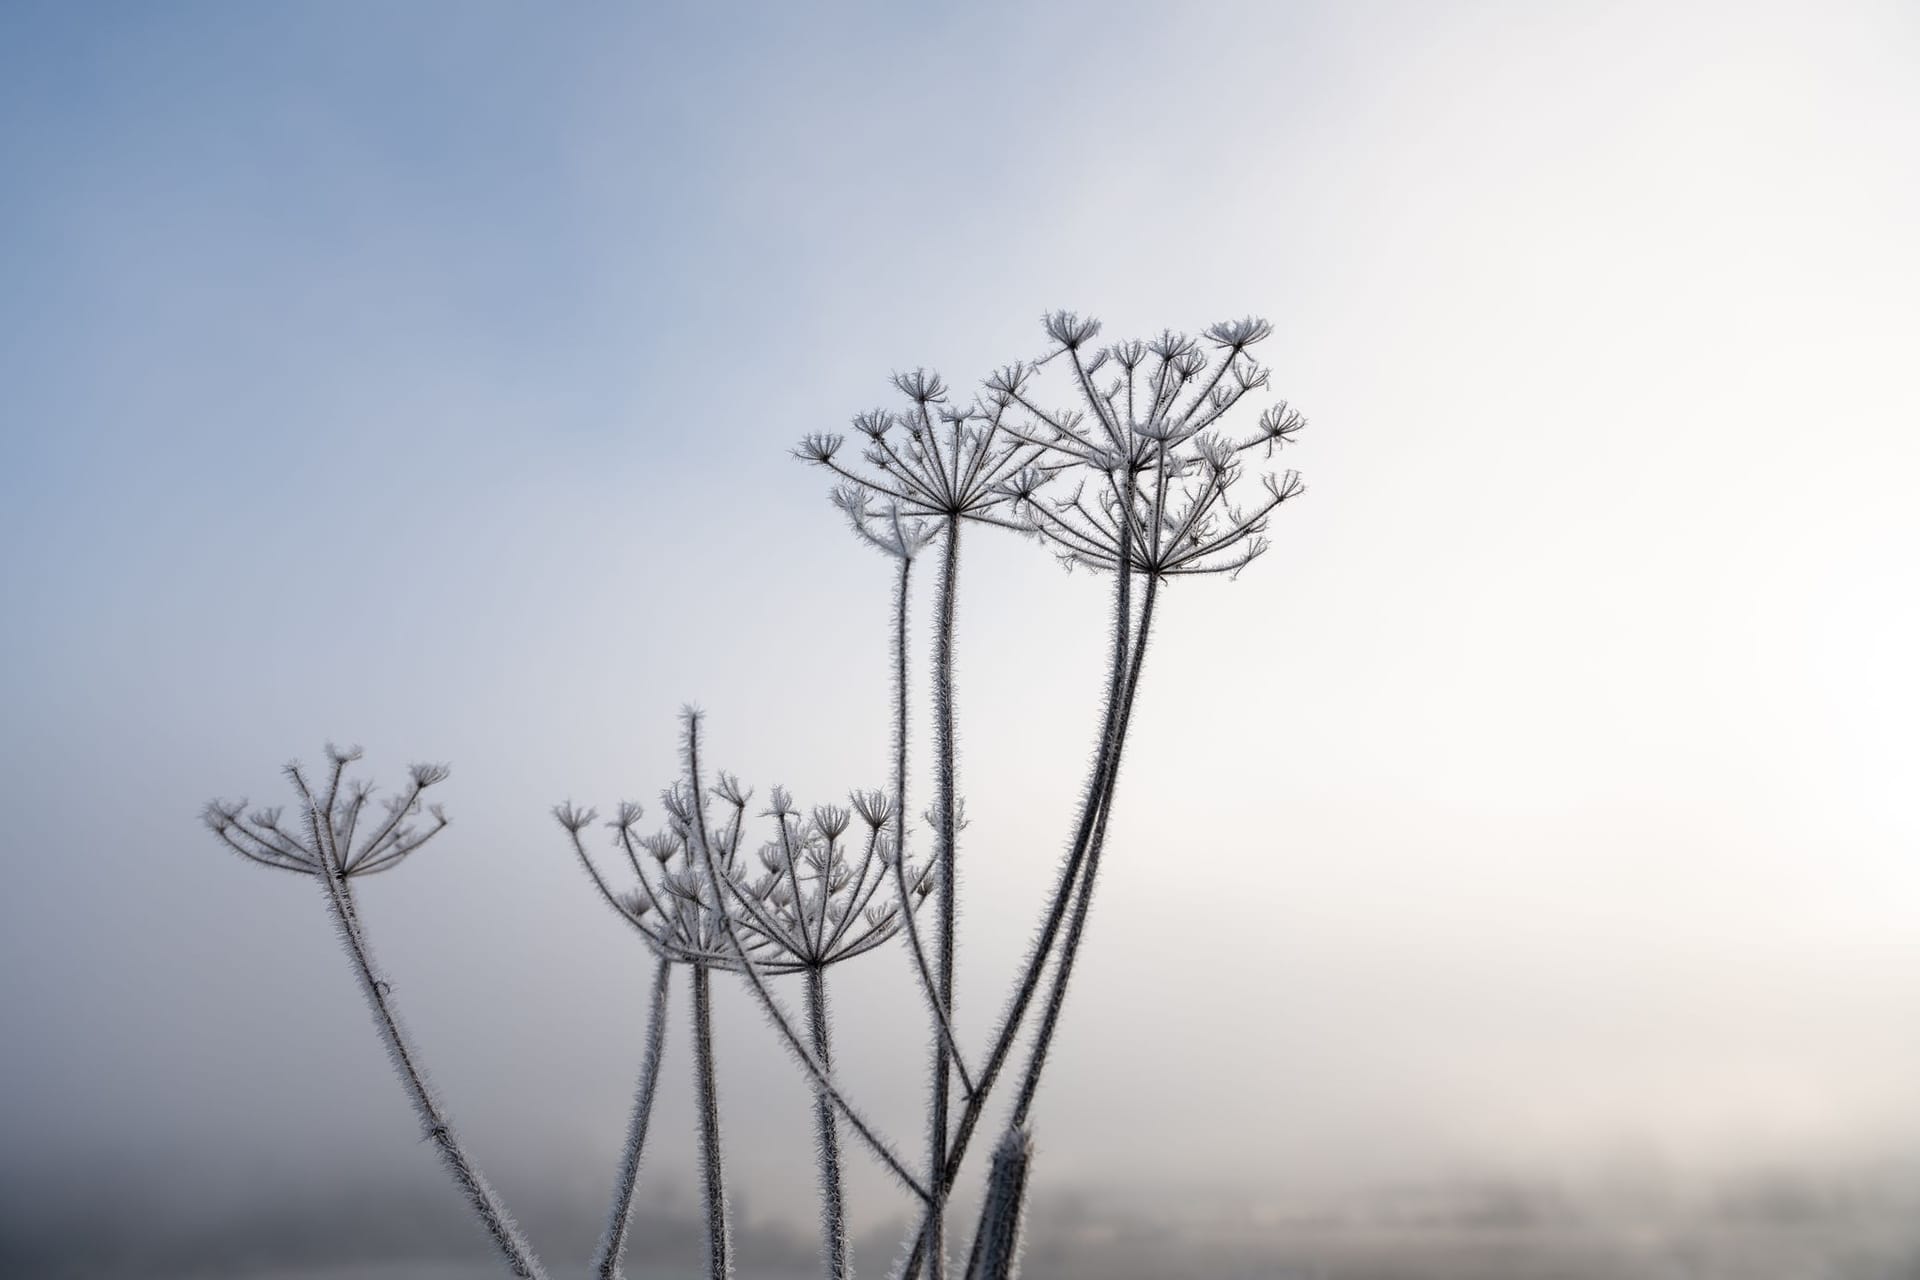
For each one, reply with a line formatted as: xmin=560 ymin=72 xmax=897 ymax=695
xmin=556 ymin=775 xmax=929 ymax=974
xmin=202 ymin=744 xmax=452 ymax=878
xmin=557 ymin=778 xmax=931 ymax=973
xmin=718 ymin=783 xmax=935 ymax=970
xmin=796 ymin=367 xmax=1054 ymax=532
xmin=992 ymin=311 xmax=1308 ymax=578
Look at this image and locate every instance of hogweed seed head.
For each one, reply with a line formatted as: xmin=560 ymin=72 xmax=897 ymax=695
xmin=205 ymin=748 xmax=453 ymax=879
xmin=409 ymin=763 xmax=451 ymax=789
xmin=553 ymin=802 xmax=597 ymax=835
xmin=1042 ymin=310 xmax=1101 ymax=350
xmin=850 ymin=789 xmax=895 ymax=830
xmin=985 ymin=310 xmax=1309 ymax=579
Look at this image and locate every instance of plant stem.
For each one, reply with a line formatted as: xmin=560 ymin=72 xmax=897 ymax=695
xmin=313 ymin=860 xmax=547 ymax=1278
xmin=690 ymin=963 xmax=734 ymax=1280
xmin=889 ymin=555 xmax=977 ymax=1090
xmin=806 ymin=966 xmax=850 ymax=1280
xmin=593 ymin=956 xmax=672 ymax=1280
xmin=1010 ymin=570 xmax=1160 ymax=1125
xmin=681 ymin=715 xmax=930 ymax=1201
xmin=961 ymin=1126 xmax=1033 ymax=1280
xmin=927 ymin=514 xmax=963 ymax=1280
xmin=895 ymin=547 xmax=1139 ymax=1280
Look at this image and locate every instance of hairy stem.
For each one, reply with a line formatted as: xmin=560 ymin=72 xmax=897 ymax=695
xmin=896 ymin=546 xmax=1137 ymax=1280
xmin=927 ymin=514 xmax=963 ymax=1280
xmin=690 ymin=963 xmax=734 ymax=1280
xmin=680 ymin=713 xmax=931 ymax=1200
xmin=310 ymin=852 xmax=546 ymax=1278
xmin=891 ymin=557 xmax=976 ymax=1089
xmin=593 ymin=957 xmax=673 ymax=1280
xmin=806 ymin=967 xmax=850 ymax=1280
xmin=962 ymin=1126 xmax=1033 ymax=1280
xmin=1011 ymin=570 xmax=1160 ymax=1125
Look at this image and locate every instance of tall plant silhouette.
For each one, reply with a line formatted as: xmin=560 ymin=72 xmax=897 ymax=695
xmin=556 ymin=797 xmax=740 ymax=1280
xmin=203 ymin=308 xmax=1306 ymax=1280
xmin=560 ymin=728 xmax=939 ymax=1280
xmin=800 ymin=312 xmax=1305 ymax=1280
xmin=712 ymin=783 xmax=932 ymax=1280
xmin=203 ymin=748 xmax=548 ymax=1280
xmin=798 ymin=374 xmax=1045 ymax=1276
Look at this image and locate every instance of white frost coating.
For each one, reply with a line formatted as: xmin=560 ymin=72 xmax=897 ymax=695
xmin=962 ymin=1126 xmax=1033 ymax=1280
xmin=592 ymin=956 xmax=672 ymax=1280
xmin=310 ymin=819 xmax=548 ymax=1279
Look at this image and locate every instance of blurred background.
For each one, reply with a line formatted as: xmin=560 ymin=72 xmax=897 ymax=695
xmin=3 ymin=1 xmax=1918 ymax=1275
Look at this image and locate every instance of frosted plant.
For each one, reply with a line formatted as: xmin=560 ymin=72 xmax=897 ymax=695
xmin=549 ymin=801 xmax=696 ymax=1279
xmin=560 ymin=743 xmax=938 ymax=1280
xmin=710 ymin=784 xmax=935 ymax=1279
xmin=797 ymin=376 xmax=1043 ymax=1276
xmin=201 ymin=308 xmax=1307 ymax=1280
xmin=990 ymin=313 xmax=1305 ymax=1130
xmin=202 ymin=747 xmax=548 ymax=1280
xmin=557 ymin=791 xmax=774 ymax=1280
xmin=798 ymin=313 xmax=1307 ymax=1280
xmin=960 ymin=1126 xmax=1032 ymax=1280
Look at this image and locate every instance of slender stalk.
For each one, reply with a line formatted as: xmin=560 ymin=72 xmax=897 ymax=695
xmin=308 ymin=840 xmax=547 ymax=1278
xmin=593 ymin=957 xmax=673 ymax=1280
xmin=680 ymin=713 xmax=931 ymax=1201
xmin=806 ymin=966 xmax=850 ymax=1280
xmin=926 ymin=514 xmax=963 ymax=1280
xmin=690 ymin=963 xmax=734 ymax=1280
xmin=890 ymin=555 xmax=977 ymax=1093
xmin=961 ymin=1126 xmax=1033 ymax=1280
xmin=895 ymin=545 xmax=1136 ymax=1280
xmin=1011 ymin=571 xmax=1161 ymax=1125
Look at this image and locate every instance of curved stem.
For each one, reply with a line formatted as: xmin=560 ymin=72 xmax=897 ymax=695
xmin=895 ymin=548 xmax=1138 ymax=1280
xmin=1011 ymin=571 xmax=1159 ymax=1125
xmin=680 ymin=714 xmax=931 ymax=1201
xmin=309 ymin=845 xmax=546 ymax=1278
xmin=807 ymin=967 xmax=850 ymax=1280
xmin=889 ymin=553 xmax=977 ymax=1094
xmin=593 ymin=957 xmax=673 ymax=1280
xmin=690 ymin=963 xmax=734 ymax=1280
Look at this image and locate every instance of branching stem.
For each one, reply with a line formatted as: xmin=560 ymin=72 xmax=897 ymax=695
xmin=306 ymin=808 xmax=547 ymax=1279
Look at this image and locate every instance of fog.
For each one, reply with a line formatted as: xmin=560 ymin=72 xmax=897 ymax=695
xmin=3 ymin=0 xmax=1918 ymax=1274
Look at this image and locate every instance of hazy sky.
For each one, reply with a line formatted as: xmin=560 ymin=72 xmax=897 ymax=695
xmin=3 ymin=0 xmax=1919 ymax=1269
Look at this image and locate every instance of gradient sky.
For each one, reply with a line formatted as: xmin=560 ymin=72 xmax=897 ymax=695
xmin=4 ymin=0 xmax=1919 ymax=1266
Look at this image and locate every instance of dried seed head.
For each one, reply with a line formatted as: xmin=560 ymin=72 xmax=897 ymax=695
xmin=409 ymin=763 xmax=451 ymax=789
xmin=811 ymin=804 xmax=851 ymax=840
xmin=891 ymin=368 xmax=947 ymax=404
xmin=985 ymin=362 xmax=1031 ymax=398
xmin=852 ymin=409 xmax=895 ymax=439
xmin=797 ymin=432 xmax=843 ymax=463
xmin=1043 ymin=310 xmax=1102 ymax=350
xmin=1204 ymin=316 xmax=1273 ymax=349
xmin=1258 ymin=402 xmax=1306 ymax=450
xmin=552 ymin=802 xmax=597 ymax=834
xmin=850 ymin=788 xmax=894 ymax=829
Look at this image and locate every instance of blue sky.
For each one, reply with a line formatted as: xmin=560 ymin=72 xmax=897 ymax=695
xmin=4 ymin=0 xmax=1920 ymax=1268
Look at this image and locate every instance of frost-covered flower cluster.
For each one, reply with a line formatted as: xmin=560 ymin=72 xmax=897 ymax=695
xmin=203 ymin=310 xmax=1308 ymax=1280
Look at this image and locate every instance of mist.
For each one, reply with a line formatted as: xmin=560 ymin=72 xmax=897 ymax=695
xmin=3 ymin=0 xmax=1918 ymax=1275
